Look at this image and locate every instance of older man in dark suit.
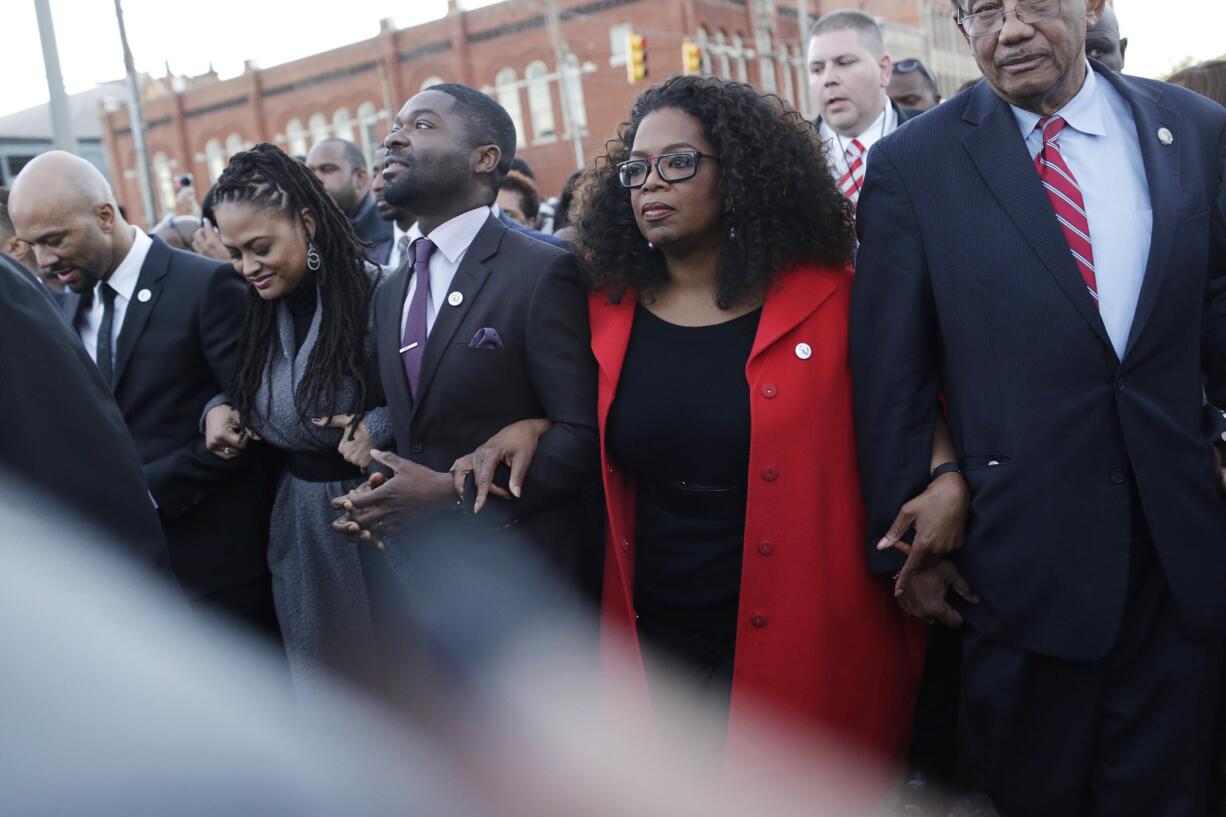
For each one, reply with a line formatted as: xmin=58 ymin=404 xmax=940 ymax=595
xmin=851 ymin=0 xmax=1226 ymax=814
xmin=9 ymin=153 xmax=278 ymax=639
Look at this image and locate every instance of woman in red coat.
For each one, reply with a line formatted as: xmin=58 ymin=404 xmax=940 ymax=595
xmin=456 ymin=77 xmax=967 ymax=770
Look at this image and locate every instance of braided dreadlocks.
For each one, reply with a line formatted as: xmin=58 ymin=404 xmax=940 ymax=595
xmin=212 ymin=143 xmax=374 ymax=431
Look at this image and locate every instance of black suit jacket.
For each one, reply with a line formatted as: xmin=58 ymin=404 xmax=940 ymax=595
xmin=851 ymin=63 xmax=1226 ymax=660
xmin=59 ymin=237 xmax=274 ymax=597
xmin=372 ymin=215 xmax=599 ymax=576
xmin=350 ymin=192 xmax=394 ymax=248
xmin=0 ymin=252 xmax=168 ymax=569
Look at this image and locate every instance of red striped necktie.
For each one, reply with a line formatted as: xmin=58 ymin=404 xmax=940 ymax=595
xmin=1034 ymin=115 xmax=1098 ymax=308
xmin=838 ymin=138 xmax=866 ymax=207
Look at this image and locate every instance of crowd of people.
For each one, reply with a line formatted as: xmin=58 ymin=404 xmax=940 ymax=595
xmin=1 ymin=0 xmax=1225 ymax=814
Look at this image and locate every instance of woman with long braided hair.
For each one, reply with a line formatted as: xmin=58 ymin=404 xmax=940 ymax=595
xmin=202 ymin=143 xmax=389 ymax=701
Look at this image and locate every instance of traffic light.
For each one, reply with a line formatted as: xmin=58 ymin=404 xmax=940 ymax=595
xmin=682 ymin=40 xmax=702 ymax=75
xmin=626 ymin=31 xmax=647 ymax=83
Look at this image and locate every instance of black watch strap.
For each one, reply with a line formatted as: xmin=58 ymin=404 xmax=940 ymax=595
xmin=930 ymin=461 xmax=963 ymax=481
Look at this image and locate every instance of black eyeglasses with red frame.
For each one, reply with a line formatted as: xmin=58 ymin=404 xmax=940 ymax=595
xmin=617 ymin=150 xmax=720 ymax=190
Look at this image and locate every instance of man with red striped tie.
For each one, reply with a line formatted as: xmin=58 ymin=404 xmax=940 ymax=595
xmin=806 ymin=11 xmax=925 ymax=210
xmin=850 ymin=0 xmax=1226 ymax=814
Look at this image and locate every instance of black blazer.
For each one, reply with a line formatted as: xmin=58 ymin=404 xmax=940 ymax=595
xmin=59 ymin=237 xmax=274 ymax=597
xmin=0 ymin=252 xmax=168 ymax=569
xmin=350 ymin=192 xmax=394 ymax=248
xmin=372 ymin=215 xmax=599 ymax=575
xmin=851 ymin=63 xmax=1226 ymax=661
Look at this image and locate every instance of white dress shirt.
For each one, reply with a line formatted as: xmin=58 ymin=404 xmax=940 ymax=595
xmin=386 ymin=221 xmax=411 ymax=269
xmin=820 ymin=99 xmax=898 ymax=183
xmin=1010 ymin=64 xmax=1153 ymax=359
xmin=77 ymin=227 xmax=151 ymax=364
xmin=400 ymin=206 xmax=491 ymax=338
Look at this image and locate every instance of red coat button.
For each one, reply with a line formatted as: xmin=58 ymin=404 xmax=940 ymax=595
xmin=622 ymin=539 xmax=631 ymax=552
xmin=758 ymin=541 xmax=774 ymax=555
xmin=762 ymin=384 xmax=777 ymax=398
xmin=751 ymin=614 xmax=767 ymax=628
xmin=762 ymin=467 xmax=778 ymax=481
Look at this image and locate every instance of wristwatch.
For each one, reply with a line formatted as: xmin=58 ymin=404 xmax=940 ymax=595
xmin=930 ymin=461 xmax=964 ymax=481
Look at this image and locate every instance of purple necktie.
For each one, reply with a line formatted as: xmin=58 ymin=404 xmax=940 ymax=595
xmin=401 ymin=237 xmax=435 ymax=397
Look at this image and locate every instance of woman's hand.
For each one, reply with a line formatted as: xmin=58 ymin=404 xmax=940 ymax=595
xmin=205 ymin=403 xmax=250 ymax=460
xmin=876 ymin=471 xmax=971 ymax=598
xmin=314 ymin=414 xmax=374 ymax=469
xmin=450 ymin=418 xmax=551 ymax=513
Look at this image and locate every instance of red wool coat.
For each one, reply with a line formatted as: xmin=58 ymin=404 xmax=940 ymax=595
xmin=590 ymin=262 xmax=925 ymax=761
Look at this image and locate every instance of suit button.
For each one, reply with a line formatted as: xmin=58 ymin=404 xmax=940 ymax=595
xmin=762 ymin=467 xmax=778 ymax=481
xmin=1109 ymin=470 xmax=1126 ymax=484
xmin=622 ymin=539 xmax=631 ymax=552
xmin=762 ymin=384 xmax=777 ymax=399
xmin=410 ymin=443 xmax=423 ymax=453
xmin=758 ymin=541 xmax=774 ymax=555
xmin=751 ymin=614 xmax=767 ymax=628
xmin=1116 ymin=378 xmax=1127 ymax=393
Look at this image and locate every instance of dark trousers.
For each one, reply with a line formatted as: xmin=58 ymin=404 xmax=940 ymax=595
xmin=193 ymin=575 xmax=283 ymax=648
xmin=959 ymin=525 xmax=1222 ymax=817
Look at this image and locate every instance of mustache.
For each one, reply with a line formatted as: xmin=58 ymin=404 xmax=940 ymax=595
xmin=995 ymin=48 xmax=1053 ymax=67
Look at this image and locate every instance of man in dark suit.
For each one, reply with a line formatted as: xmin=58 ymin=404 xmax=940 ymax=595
xmin=850 ymin=0 xmax=1226 ymax=813
xmin=331 ymin=84 xmax=599 ymax=679
xmin=0 ymin=251 xmax=168 ymax=569
xmin=9 ymin=152 xmax=278 ymax=638
xmin=368 ymin=146 xmax=415 ymax=268
xmin=807 ymin=10 xmax=924 ymax=208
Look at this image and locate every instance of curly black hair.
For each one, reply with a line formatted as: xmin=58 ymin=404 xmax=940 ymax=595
xmin=575 ymin=75 xmax=854 ymax=308
xmin=212 ymin=143 xmax=374 ymax=432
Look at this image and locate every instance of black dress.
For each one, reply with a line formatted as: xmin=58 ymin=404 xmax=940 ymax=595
xmin=606 ymin=303 xmax=761 ymax=706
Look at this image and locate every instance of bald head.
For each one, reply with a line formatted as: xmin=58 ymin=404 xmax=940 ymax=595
xmin=1085 ymin=5 xmax=1126 ymax=72
xmin=9 ymin=151 xmax=134 ymax=293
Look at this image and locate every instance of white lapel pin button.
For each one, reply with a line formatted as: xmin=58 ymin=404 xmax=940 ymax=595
xmin=794 ymin=342 xmax=812 ymax=360
xmin=1157 ymin=127 xmax=1173 ymax=146
xmin=137 ymin=288 xmax=152 ymax=302
xmin=447 ymin=291 xmax=463 ymax=307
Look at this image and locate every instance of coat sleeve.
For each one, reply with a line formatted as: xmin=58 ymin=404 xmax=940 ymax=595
xmin=142 ymin=263 xmax=250 ymax=519
xmin=850 ymin=145 xmax=941 ymax=575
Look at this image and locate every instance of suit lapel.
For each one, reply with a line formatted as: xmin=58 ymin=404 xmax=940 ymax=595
xmin=410 ymin=216 xmax=503 ymax=412
xmin=749 ymin=264 xmax=839 ymax=364
xmin=1110 ymin=72 xmax=1179 ymax=360
xmin=961 ymin=85 xmax=1115 ymax=356
xmin=112 ymin=237 xmax=171 ymax=389
xmin=379 ymin=258 xmax=415 ymax=416
xmin=588 ymin=290 xmax=637 ymax=435
xmin=59 ymin=290 xmax=81 ymax=327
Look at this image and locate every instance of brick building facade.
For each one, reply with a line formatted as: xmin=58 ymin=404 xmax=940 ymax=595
xmin=101 ymin=0 xmax=977 ymax=226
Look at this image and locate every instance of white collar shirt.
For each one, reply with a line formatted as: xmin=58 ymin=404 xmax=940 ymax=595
xmin=386 ymin=220 xmax=413 ymax=270
xmin=77 ymin=227 xmax=151 ymax=365
xmin=1010 ymin=63 xmax=1152 ymax=359
xmin=820 ymin=100 xmax=898 ymax=183
xmin=400 ymin=205 xmax=491 ymax=338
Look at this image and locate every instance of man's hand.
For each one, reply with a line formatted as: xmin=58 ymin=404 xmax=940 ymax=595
xmin=450 ymin=418 xmax=551 ymax=513
xmin=896 ymin=559 xmax=979 ymax=628
xmin=192 ymin=217 xmax=230 ymax=262
xmin=204 ymin=403 xmax=250 ymax=460
xmin=314 ymin=414 xmax=374 ymax=469
xmin=877 ymin=471 xmax=970 ymax=597
xmin=329 ymin=450 xmax=452 ymax=546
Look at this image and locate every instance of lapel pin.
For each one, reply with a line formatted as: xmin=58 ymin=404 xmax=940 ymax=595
xmin=1157 ymin=127 xmax=1173 ymax=146
xmin=794 ymin=342 xmax=812 ymax=360
xmin=137 ymin=288 xmax=152 ymax=302
xmin=399 ymin=342 xmax=419 ymax=354
xmin=447 ymin=291 xmax=463 ymax=307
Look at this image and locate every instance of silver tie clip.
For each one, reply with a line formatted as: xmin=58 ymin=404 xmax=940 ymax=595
xmin=399 ymin=342 xmax=419 ymax=354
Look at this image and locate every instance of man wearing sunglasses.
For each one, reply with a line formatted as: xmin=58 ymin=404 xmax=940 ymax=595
xmin=852 ymin=0 xmax=1226 ymax=813
xmin=807 ymin=10 xmax=925 ymax=208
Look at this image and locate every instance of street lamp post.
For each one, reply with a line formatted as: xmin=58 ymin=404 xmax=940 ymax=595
xmin=32 ymin=0 xmax=77 ymax=154
xmin=113 ymin=0 xmax=158 ymax=227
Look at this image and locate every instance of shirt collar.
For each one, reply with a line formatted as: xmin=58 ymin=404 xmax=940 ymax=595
xmin=820 ymin=97 xmax=895 ymax=145
xmin=1010 ymin=61 xmax=1106 ymax=140
xmin=393 ymin=221 xmax=411 ymax=245
xmin=105 ymin=227 xmax=151 ymax=300
xmin=408 ymin=206 xmax=491 ymax=265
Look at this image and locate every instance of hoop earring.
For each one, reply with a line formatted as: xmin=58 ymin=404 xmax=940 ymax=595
xmin=306 ymin=242 xmax=321 ymax=271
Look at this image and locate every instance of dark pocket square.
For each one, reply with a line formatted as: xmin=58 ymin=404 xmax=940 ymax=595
xmin=468 ymin=327 xmax=503 ymax=350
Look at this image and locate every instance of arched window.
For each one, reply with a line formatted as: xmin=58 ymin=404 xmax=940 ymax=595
xmin=332 ymin=108 xmax=354 ymax=143
xmin=696 ymin=27 xmax=713 ymax=76
xmin=356 ymin=102 xmax=380 ymax=157
xmin=732 ymin=34 xmax=749 ymax=83
xmin=152 ymin=151 xmax=174 ymax=215
xmin=561 ymin=54 xmax=588 ymax=132
xmin=714 ymin=30 xmax=731 ymax=80
xmin=757 ymin=32 xmax=777 ymax=92
xmin=308 ymin=113 xmax=330 ymax=147
xmin=420 ymin=75 xmax=444 ymax=91
xmin=286 ymin=118 xmax=308 ymax=157
xmin=525 ymin=61 xmax=556 ymax=141
xmin=205 ymin=138 xmax=225 ymax=182
xmin=495 ymin=68 xmax=525 ymax=146
xmin=779 ymin=43 xmax=796 ymax=108
xmin=225 ymin=132 xmax=244 ymax=158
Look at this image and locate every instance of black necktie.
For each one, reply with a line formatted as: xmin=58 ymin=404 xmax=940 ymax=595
xmin=96 ymin=282 xmax=117 ymax=387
